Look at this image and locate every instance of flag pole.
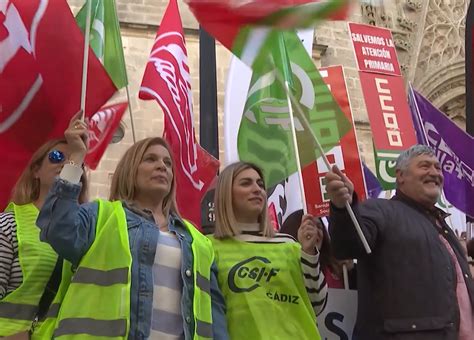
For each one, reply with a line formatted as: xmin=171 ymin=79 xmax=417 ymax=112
xmin=283 ymin=80 xmax=308 ymax=215
xmin=274 ymin=69 xmax=372 ymax=254
xmin=408 ymin=84 xmax=429 ymax=144
xmin=80 ymin=0 xmax=92 ymax=122
xmin=125 ymin=85 xmax=137 ymax=143
xmin=111 ymin=0 xmax=136 ymax=143
xmin=342 ymin=263 xmax=349 ymax=290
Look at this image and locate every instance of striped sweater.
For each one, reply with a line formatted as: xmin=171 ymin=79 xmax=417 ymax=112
xmin=234 ymin=230 xmax=328 ymax=316
xmin=150 ymin=230 xmax=185 ymax=340
xmin=0 ymin=212 xmax=22 ymax=299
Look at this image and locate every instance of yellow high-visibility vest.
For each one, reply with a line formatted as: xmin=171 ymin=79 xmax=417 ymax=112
xmin=0 ymin=203 xmax=58 ymax=337
xmin=33 ymin=199 xmax=214 ymax=339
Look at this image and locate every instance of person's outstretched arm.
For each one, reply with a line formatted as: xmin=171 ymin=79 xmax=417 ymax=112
xmin=326 ymin=166 xmax=383 ymax=259
xmin=37 ymin=113 xmax=97 ymax=267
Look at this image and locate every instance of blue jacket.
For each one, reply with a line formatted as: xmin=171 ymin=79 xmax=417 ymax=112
xmin=37 ymin=178 xmax=228 ymax=340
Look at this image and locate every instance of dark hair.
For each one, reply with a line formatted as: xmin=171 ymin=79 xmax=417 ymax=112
xmin=317 ymin=218 xmax=341 ymax=277
xmin=279 ymin=214 xmax=344 ymax=278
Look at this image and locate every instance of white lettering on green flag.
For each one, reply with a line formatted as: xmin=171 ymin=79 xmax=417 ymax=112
xmin=237 ymin=30 xmax=351 ymax=187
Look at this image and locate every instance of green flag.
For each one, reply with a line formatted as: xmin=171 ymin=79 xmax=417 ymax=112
xmin=237 ymin=30 xmax=351 ymax=187
xmin=76 ymin=0 xmax=128 ymax=89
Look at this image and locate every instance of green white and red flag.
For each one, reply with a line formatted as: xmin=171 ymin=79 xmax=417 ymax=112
xmin=185 ymin=0 xmax=351 ymax=66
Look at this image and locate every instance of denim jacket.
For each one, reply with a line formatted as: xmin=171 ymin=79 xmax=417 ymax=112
xmin=37 ymin=178 xmax=228 ymax=340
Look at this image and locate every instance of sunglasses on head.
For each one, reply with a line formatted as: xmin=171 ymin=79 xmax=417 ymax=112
xmin=48 ymin=150 xmax=66 ymax=164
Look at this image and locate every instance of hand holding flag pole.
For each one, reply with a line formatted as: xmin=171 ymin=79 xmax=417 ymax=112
xmin=274 ymin=67 xmax=372 ymax=255
xmin=79 ymin=0 xmax=93 ymax=122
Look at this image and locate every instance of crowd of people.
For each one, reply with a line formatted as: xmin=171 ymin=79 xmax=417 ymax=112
xmin=1 ymin=116 xmax=473 ymax=340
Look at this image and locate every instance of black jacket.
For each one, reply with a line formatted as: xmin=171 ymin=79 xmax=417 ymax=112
xmin=329 ymin=192 xmax=474 ymax=340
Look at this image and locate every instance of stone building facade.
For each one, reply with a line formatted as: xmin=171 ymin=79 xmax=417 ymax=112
xmin=66 ymin=0 xmax=469 ymax=199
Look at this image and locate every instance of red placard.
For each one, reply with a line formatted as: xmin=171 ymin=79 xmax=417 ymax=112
xmin=302 ymin=66 xmax=366 ymax=217
xmin=348 ymin=22 xmax=401 ymax=76
xmin=359 ymin=72 xmax=417 ymax=152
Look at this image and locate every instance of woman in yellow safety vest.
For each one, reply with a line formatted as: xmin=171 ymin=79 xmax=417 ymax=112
xmin=35 ymin=116 xmax=228 ymax=339
xmin=0 ymin=138 xmax=88 ymax=340
xmin=210 ymin=161 xmax=327 ymax=340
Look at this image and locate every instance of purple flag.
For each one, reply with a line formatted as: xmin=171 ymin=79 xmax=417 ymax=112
xmin=363 ymin=163 xmax=383 ymax=198
xmin=409 ymin=86 xmax=474 ymax=218
xmin=408 ymin=86 xmax=427 ymax=145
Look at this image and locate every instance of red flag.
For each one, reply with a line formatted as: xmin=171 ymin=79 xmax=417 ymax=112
xmin=0 ymin=0 xmax=116 ymax=209
xmin=139 ymin=0 xmax=219 ymax=229
xmin=85 ymin=102 xmax=127 ymax=170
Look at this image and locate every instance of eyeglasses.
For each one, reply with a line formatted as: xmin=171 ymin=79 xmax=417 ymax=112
xmin=48 ymin=150 xmax=66 ymax=164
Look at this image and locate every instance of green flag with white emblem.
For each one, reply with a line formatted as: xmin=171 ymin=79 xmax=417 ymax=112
xmin=374 ymin=144 xmax=398 ymax=190
xmin=76 ymin=0 xmax=128 ymax=89
xmin=237 ymin=30 xmax=351 ymax=187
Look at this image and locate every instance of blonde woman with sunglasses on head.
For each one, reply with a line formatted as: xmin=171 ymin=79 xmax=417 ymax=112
xmin=0 ymin=139 xmax=88 ymax=340
xmin=210 ymin=162 xmax=327 ymax=340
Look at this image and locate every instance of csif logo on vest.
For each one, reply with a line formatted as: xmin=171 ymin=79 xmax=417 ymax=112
xmin=228 ymin=256 xmax=279 ymax=293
